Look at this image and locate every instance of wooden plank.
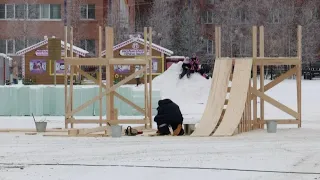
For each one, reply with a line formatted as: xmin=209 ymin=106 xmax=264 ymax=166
xmin=252 ymin=26 xmax=258 ymax=129
xmin=109 ymin=58 xmax=148 ymax=65
xmin=259 ymin=25 xmax=265 ymax=129
xmin=44 ymin=134 xmax=108 ymax=137
xmin=64 ymin=26 xmax=68 ymax=129
xmin=67 ymin=67 xmax=146 ymax=117
xmin=253 ymin=57 xmax=300 ymax=65
xmin=114 ymin=92 xmax=145 ymax=114
xmin=65 ymin=58 xmax=109 ymax=66
xmin=297 ymin=25 xmax=302 ymax=128
xmin=250 ymin=88 xmax=299 ymax=119
xmin=252 ymin=119 xmax=299 ymax=125
xmin=213 ymin=58 xmax=253 ymax=136
xmin=250 ymin=67 xmax=297 ymax=102
xmin=105 ymin=28 xmax=112 ymax=124
xmin=227 ymin=87 xmax=231 ymax=92
xmin=0 ymin=128 xmax=69 ymax=133
xmin=261 ymin=67 xmax=297 ymax=92
xmin=71 ymin=119 xmax=146 ymax=124
xmin=148 ymin=27 xmax=153 ymax=129
xmin=191 ymin=58 xmax=232 ymax=136
xmin=78 ymin=126 xmax=109 ymax=135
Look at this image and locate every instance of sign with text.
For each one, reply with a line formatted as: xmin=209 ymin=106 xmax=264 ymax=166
xmin=35 ymin=50 xmax=65 ymax=57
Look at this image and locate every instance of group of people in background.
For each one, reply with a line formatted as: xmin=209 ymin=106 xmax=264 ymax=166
xmin=179 ymin=53 xmax=209 ymax=80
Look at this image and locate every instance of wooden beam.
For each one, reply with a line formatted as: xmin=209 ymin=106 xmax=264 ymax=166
xmin=253 ymin=57 xmax=300 ymax=65
xmin=259 ymin=25 xmax=265 ymax=129
xmin=114 ymin=92 xmax=145 ymax=114
xmin=252 ymin=26 xmax=258 ymax=128
xmin=250 ymin=67 xmax=297 ymax=101
xmin=71 ymin=119 xmax=146 ymax=124
xmin=78 ymin=126 xmax=109 ymax=135
xmin=65 ymin=58 xmax=108 ymax=66
xmin=148 ymin=27 xmax=153 ymax=129
xmin=105 ymin=27 xmax=113 ymax=124
xmin=67 ymin=67 xmax=146 ymax=117
xmin=109 ymin=58 xmax=148 ymax=65
xmin=297 ymin=25 xmax=302 ymax=128
xmin=64 ymin=26 xmax=68 ymax=129
xmin=250 ymin=87 xmax=299 ymax=119
xmin=252 ymin=119 xmax=299 ymax=125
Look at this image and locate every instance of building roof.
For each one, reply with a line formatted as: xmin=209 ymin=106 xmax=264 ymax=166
xmin=16 ymin=39 xmax=89 ymax=57
xmin=101 ymin=37 xmax=174 ymax=56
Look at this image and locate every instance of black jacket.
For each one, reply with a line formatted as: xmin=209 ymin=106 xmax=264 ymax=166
xmin=182 ymin=63 xmax=191 ymax=70
xmin=154 ymin=99 xmax=183 ymax=125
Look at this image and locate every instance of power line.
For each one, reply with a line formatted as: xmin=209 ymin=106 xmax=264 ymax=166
xmin=1 ymin=162 xmax=320 ymax=175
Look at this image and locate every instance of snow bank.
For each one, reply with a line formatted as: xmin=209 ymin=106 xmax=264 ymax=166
xmin=152 ymin=61 xmax=211 ymax=105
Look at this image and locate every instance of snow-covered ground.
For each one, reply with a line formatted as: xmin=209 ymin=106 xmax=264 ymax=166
xmin=1 ymin=63 xmax=320 ymax=179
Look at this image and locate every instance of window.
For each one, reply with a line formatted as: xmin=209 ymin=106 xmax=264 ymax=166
xmin=50 ymin=4 xmax=61 ymax=19
xmin=80 ymin=39 xmax=96 ymax=56
xmin=0 ymin=4 xmax=61 ymax=20
xmin=0 ymin=40 xmax=6 ymax=53
xmin=271 ymin=10 xmax=280 ymax=23
xmin=81 ymin=4 xmax=95 ymax=19
xmin=7 ymin=40 xmax=14 ymax=54
xmin=236 ymin=9 xmax=248 ymax=23
xmin=0 ymin=4 xmax=5 ymax=19
xmin=6 ymin=4 xmax=14 ymax=19
xmin=15 ymin=39 xmax=25 ymax=52
xmin=15 ymin=4 xmax=26 ymax=19
xmin=206 ymin=39 xmax=213 ymax=54
xmin=28 ymin=4 xmax=40 ymax=19
xmin=41 ymin=4 xmax=50 ymax=19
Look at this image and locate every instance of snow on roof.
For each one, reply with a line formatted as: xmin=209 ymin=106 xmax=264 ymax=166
xmin=0 ymin=53 xmax=12 ymax=61
xmin=101 ymin=37 xmax=173 ymax=56
xmin=16 ymin=39 xmax=89 ymax=57
xmin=167 ymin=56 xmax=185 ymax=59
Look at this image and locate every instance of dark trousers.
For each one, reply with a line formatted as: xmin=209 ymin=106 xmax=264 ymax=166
xmin=179 ymin=69 xmax=190 ymax=79
xmin=157 ymin=122 xmax=184 ymax=136
xmin=136 ymin=78 xmax=140 ymax=86
xmin=13 ymin=78 xmax=18 ymax=84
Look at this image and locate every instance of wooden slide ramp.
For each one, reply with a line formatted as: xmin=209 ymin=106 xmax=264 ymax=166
xmin=213 ymin=58 xmax=253 ymax=136
xmin=190 ymin=58 xmax=233 ymax=136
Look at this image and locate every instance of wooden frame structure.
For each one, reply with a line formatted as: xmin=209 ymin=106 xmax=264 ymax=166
xmin=215 ymin=25 xmax=302 ymax=134
xmin=63 ymin=26 xmax=153 ymax=136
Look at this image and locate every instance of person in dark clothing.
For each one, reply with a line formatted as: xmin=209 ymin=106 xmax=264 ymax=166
xmin=154 ymin=99 xmax=185 ymax=136
xmin=179 ymin=57 xmax=191 ymax=79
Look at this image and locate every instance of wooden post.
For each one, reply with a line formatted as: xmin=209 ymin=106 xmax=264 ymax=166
xmin=64 ymin=26 xmax=68 ymax=129
xmin=70 ymin=26 xmax=74 ymax=128
xmin=105 ymin=27 xmax=114 ymax=122
xmin=148 ymin=27 xmax=153 ymax=129
xmin=99 ymin=26 xmax=102 ymax=126
xmin=215 ymin=26 xmax=218 ymax=59
xmin=252 ymin=26 xmax=258 ymax=129
xmin=218 ymin=26 xmax=221 ymax=58
xmin=143 ymin=27 xmax=149 ymax=128
xmin=297 ymin=25 xmax=302 ymax=128
xmin=259 ymin=26 xmax=265 ymax=129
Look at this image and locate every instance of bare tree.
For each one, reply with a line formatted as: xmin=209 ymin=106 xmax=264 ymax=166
xmin=174 ymin=3 xmax=205 ymax=58
xmin=106 ymin=0 xmax=132 ymax=44
xmin=6 ymin=0 xmax=40 ymax=53
xmin=148 ymin=0 xmax=178 ymax=49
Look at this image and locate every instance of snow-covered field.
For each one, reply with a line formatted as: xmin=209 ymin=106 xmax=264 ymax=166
xmin=1 ymin=63 xmax=320 ymax=180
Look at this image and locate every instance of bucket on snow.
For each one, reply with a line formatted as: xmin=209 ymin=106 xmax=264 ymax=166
xmin=35 ymin=122 xmax=47 ymax=132
xmin=266 ymin=120 xmax=277 ymax=133
xmin=111 ymin=125 xmax=122 ymax=137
